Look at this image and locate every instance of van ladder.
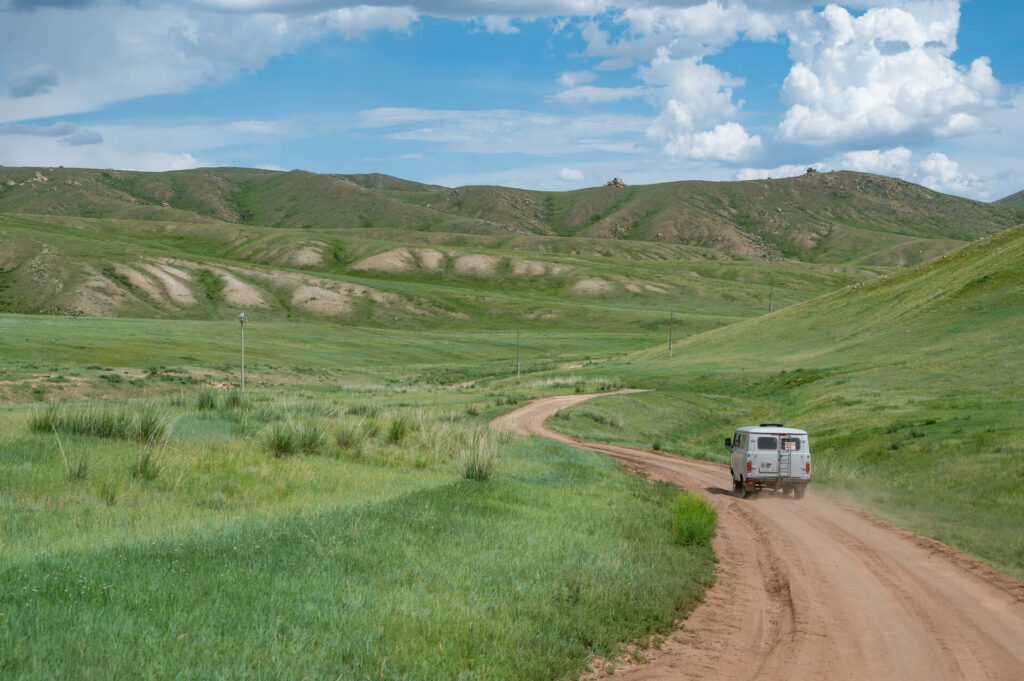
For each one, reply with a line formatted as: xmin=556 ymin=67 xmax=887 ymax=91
xmin=778 ymin=451 xmax=792 ymax=478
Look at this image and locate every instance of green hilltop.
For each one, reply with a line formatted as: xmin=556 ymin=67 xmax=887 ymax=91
xmin=3 ymin=165 xmax=1021 ymax=267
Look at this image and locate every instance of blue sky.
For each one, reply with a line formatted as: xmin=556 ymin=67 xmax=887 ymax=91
xmin=1 ymin=0 xmax=1022 ymax=200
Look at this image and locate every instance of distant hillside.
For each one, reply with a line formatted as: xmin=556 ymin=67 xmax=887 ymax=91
xmin=995 ymin=189 xmax=1024 ymax=206
xmin=1 ymin=166 xmax=1021 ymax=266
xmin=390 ymin=170 xmax=1024 ymax=265
xmin=337 ymin=173 xmax=446 ymax=192
xmin=0 ymin=209 xmax=876 ymax=327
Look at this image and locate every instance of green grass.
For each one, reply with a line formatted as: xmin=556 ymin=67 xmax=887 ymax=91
xmin=0 ymin=394 xmax=714 ymax=680
xmin=542 ymin=225 xmax=1024 ymax=579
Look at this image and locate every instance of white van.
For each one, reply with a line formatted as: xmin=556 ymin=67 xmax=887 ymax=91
xmin=725 ymin=424 xmax=811 ymax=499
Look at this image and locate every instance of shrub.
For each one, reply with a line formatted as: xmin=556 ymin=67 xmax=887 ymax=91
xmin=672 ymin=493 xmax=717 ymax=547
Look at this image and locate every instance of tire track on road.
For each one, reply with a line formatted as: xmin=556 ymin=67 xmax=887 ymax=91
xmin=492 ymin=390 xmax=1024 ymax=681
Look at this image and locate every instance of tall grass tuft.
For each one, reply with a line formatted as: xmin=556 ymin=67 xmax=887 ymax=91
xmin=333 ymin=420 xmax=366 ymax=457
xmin=462 ymin=427 xmax=502 ymax=482
xmin=29 ymin=401 xmax=173 ymax=445
xmin=386 ymin=413 xmax=413 ymax=444
xmin=672 ymin=493 xmax=717 ymax=547
xmin=196 ymin=389 xmax=219 ymax=411
xmin=223 ymin=390 xmax=247 ymax=409
xmin=133 ymin=450 xmax=160 ymax=481
xmin=347 ymin=403 xmax=380 ymax=418
xmin=68 ymin=457 xmax=88 ymax=481
xmin=264 ymin=421 xmax=299 ymax=457
xmin=263 ymin=419 xmax=328 ymax=457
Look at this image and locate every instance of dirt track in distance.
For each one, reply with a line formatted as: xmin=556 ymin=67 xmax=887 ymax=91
xmin=492 ymin=391 xmax=1024 ymax=681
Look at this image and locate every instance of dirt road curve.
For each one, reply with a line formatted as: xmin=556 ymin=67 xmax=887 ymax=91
xmin=492 ymin=391 xmax=1024 ymax=681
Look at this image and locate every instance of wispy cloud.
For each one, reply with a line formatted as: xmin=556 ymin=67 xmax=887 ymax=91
xmin=355 ymin=107 xmax=648 ymax=155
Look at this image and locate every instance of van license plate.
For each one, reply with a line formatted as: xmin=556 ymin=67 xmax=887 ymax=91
xmin=759 ymin=462 xmax=773 ymax=472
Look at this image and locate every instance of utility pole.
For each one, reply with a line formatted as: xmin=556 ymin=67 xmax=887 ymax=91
xmin=668 ymin=310 xmax=674 ymax=358
xmin=239 ymin=312 xmax=246 ymax=392
xmin=768 ymin=273 xmax=775 ymax=313
xmin=515 ymin=322 xmax=521 ymax=380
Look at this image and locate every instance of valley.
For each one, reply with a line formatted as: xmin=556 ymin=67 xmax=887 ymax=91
xmin=1 ymin=165 xmax=1022 ymax=679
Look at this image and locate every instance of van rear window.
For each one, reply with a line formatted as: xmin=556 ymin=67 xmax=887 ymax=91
xmin=781 ymin=437 xmax=801 ymax=451
xmin=757 ymin=436 xmax=777 ymax=450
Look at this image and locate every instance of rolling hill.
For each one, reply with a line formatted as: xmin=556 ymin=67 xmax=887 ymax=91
xmin=2 ymin=165 xmax=1021 ymax=267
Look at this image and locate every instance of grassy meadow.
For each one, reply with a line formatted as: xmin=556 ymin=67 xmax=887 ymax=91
xmin=0 ymin=315 xmax=717 ymax=680
xmin=3 ymin=163 xmax=1023 ymax=677
xmin=545 ymin=225 xmax=1024 ymax=579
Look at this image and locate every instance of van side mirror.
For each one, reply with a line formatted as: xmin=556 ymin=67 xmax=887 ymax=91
xmin=724 ymin=437 xmax=732 ymax=448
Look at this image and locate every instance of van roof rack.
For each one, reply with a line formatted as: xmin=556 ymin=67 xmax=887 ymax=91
xmin=759 ymin=423 xmax=784 ymax=427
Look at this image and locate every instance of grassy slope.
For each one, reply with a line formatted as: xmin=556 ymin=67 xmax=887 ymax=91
xmin=995 ymin=189 xmax=1024 ymax=206
xmin=544 ymin=224 xmax=1024 ymax=578
xmin=0 ymin=211 xmax=876 ymax=334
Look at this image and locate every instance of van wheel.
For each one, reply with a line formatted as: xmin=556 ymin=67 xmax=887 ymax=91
xmin=733 ymin=476 xmax=745 ymax=498
xmin=794 ymin=485 xmax=806 ymax=500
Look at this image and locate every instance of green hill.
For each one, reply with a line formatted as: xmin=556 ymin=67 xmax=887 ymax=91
xmin=390 ymin=170 xmax=1024 ymax=265
xmin=3 ymin=166 xmax=1020 ymax=266
xmin=995 ymin=189 xmax=1024 ymax=206
xmin=0 ymin=209 xmax=876 ymax=333
xmin=547 ymin=224 xmax=1024 ymax=577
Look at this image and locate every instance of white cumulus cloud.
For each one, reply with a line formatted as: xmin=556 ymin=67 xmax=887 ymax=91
xmin=779 ymin=2 xmax=1002 ymax=146
xmin=917 ymin=151 xmax=980 ymax=195
xmin=642 ymin=49 xmax=760 ymax=162
xmin=837 ymin=147 xmax=913 ymax=174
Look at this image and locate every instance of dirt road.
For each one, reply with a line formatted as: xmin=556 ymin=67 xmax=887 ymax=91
xmin=492 ymin=391 xmax=1024 ymax=681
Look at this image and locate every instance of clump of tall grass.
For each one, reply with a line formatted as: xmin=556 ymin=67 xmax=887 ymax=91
xmin=263 ymin=419 xmax=328 ymax=458
xmin=29 ymin=402 xmax=174 ymax=445
xmin=333 ymin=420 xmax=367 ymax=458
xmin=461 ymin=426 xmax=504 ymax=482
xmin=580 ymin=407 xmax=624 ymax=429
xmin=133 ymin=450 xmax=160 ymax=481
xmin=347 ymin=403 xmax=380 ymax=418
xmin=672 ymin=493 xmax=717 ymax=547
xmin=223 ymin=390 xmax=247 ymax=409
xmin=196 ymin=389 xmax=219 ymax=411
xmin=529 ymin=375 xmax=585 ymax=388
xmin=386 ymin=413 xmax=414 ymax=444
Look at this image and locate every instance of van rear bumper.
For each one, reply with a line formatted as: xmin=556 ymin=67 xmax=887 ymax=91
xmin=745 ymin=476 xmax=810 ymax=487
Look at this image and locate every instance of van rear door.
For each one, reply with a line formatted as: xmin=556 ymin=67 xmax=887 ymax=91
xmin=753 ymin=434 xmax=780 ymax=478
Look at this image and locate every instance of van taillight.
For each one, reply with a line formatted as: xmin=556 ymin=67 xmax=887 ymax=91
xmin=746 ymin=461 xmax=752 ymax=473
xmin=806 ymin=462 xmax=811 ymax=474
